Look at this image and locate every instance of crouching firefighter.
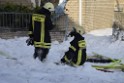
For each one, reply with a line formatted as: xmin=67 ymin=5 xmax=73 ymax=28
xmin=61 ymin=28 xmax=87 ymax=66
xmin=26 ymin=2 xmax=55 ymax=62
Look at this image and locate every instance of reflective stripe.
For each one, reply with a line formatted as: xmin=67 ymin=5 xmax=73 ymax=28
xmin=32 ymin=14 xmax=46 ymax=42
xmin=32 ymin=14 xmax=47 ymax=48
xmin=76 ymin=48 xmax=82 ymax=65
xmin=32 ymin=14 xmax=46 ymax=22
xmin=71 ymin=48 xmax=82 ymax=66
xmin=41 ymin=21 xmax=45 ymax=42
xmin=34 ymin=42 xmax=51 ymax=45
xmin=64 ymin=56 xmax=70 ymax=63
xmin=78 ymin=40 xmax=86 ymax=48
xmin=70 ymin=45 xmax=76 ymax=51
xmin=34 ymin=41 xmax=51 ymax=48
xmin=64 ymin=40 xmax=86 ymax=66
xmin=34 ymin=45 xmax=50 ymax=48
xmin=32 ymin=20 xmax=34 ymax=30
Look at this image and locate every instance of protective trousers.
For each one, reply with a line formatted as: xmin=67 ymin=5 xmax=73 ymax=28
xmin=34 ymin=47 xmax=49 ymax=61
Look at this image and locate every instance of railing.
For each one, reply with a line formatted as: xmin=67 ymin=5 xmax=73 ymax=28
xmin=0 ymin=12 xmax=68 ymax=31
xmin=0 ymin=12 xmax=69 ymax=41
xmin=0 ymin=12 xmax=31 ymax=32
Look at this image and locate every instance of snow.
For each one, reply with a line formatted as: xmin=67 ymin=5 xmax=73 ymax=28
xmin=0 ymin=28 xmax=124 ymax=83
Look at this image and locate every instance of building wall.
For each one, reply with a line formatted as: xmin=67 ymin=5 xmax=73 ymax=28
xmin=65 ymin=0 xmax=80 ymax=31
xmin=0 ymin=0 xmax=116 ymax=33
xmin=0 ymin=0 xmax=118 ymax=39
xmin=116 ymin=0 xmax=124 ymax=5
xmin=82 ymin=0 xmax=114 ymax=32
xmin=65 ymin=0 xmax=115 ymax=33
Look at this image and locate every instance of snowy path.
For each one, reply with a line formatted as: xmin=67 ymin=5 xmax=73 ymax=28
xmin=0 ymin=28 xmax=124 ymax=83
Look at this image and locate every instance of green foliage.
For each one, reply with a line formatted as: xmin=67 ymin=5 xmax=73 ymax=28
xmin=0 ymin=3 xmax=33 ymax=13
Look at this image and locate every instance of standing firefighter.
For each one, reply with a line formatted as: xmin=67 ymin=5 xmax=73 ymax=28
xmin=61 ymin=28 xmax=87 ymax=66
xmin=26 ymin=2 xmax=55 ymax=62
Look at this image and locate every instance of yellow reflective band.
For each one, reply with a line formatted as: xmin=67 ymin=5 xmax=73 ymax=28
xmin=34 ymin=41 xmax=51 ymax=48
xmin=32 ymin=14 xmax=45 ymax=22
xmin=34 ymin=42 xmax=51 ymax=45
xmin=32 ymin=19 xmax=34 ymax=30
xmin=28 ymin=31 xmax=33 ymax=35
xmin=68 ymin=49 xmax=83 ymax=67
xmin=64 ymin=56 xmax=70 ymax=63
xmin=70 ymin=61 xmax=77 ymax=67
xmin=32 ymin=14 xmax=46 ymax=43
xmin=78 ymin=40 xmax=86 ymax=48
xmin=41 ymin=21 xmax=45 ymax=42
xmin=34 ymin=45 xmax=50 ymax=48
xmin=70 ymin=46 xmax=76 ymax=51
xmin=75 ymin=48 xmax=82 ymax=65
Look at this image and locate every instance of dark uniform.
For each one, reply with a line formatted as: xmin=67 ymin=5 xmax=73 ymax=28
xmin=61 ymin=29 xmax=87 ymax=66
xmin=28 ymin=7 xmax=54 ymax=61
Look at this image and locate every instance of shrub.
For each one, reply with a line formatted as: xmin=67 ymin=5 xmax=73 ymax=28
xmin=0 ymin=3 xmax=33 ymax=13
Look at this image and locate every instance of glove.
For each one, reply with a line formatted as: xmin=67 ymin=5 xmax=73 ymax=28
xmin=26 ymin=38 xmax=34 ymax=46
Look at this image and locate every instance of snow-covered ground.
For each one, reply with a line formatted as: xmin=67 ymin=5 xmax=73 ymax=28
xmin=0 ymin=28 xmax=124 ymax=83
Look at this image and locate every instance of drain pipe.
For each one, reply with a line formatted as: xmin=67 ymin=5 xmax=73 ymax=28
xmin=79 ymin=0 xmax=82 ymax=26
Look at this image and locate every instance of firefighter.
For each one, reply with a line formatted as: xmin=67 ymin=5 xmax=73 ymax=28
xmin=26 ymin=2 xmax=55 ymax=62
xmin=61 ymin=28 xmax=87 ymax=66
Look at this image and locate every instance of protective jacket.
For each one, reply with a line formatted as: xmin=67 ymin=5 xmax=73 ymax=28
xmin=61 ymin=31 xmax=86 ymax=66
xmin=28 ymin=8 xmax=54 ymax=48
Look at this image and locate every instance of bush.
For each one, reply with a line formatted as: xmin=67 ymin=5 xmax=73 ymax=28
xmin=0 ymin=3 xmax=33 ymax=13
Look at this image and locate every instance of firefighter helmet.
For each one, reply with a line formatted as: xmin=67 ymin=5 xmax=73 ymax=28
xmin=43 ymin=2 xmax=55 ymax=12
xmin=68 ymin=27 xmax=77 ymax=37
